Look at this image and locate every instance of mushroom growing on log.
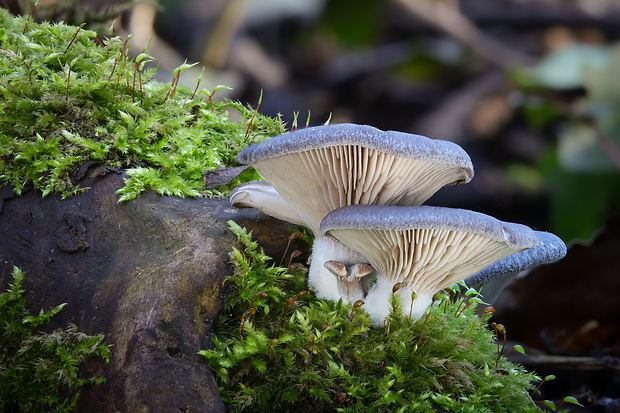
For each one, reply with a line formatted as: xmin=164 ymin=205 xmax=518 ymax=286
xmin=232 ymin=123 xmax=474 ymax=301
xmin=320 ymin=204 xmax=539 ymax=324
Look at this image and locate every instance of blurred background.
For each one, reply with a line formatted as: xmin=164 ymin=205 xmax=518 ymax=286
xmin=5 ymin=0 xmax=620 ymax=245
xmin=4 ymin=0 xmax=620 ymax=408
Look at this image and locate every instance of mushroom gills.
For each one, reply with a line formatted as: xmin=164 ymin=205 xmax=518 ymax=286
xmin=321 ymin=205 xmax=539 ymax=324
xmin=463 ymin=230 xmax=567 ymax=309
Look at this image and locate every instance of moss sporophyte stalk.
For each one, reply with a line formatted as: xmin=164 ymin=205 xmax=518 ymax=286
xmin=0 ymin=8 xmax=285 ymax=201
xmin=201 ymin=221 xmax=545 ymax=413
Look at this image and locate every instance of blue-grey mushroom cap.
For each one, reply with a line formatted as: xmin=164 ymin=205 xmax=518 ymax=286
xmin=234 ymin=124 xmax=474 ymax=233
xmin=464 ymin=231 xmax=567 ymax=303
xmin=320 ymin=205 xmax=540 ymax=294
xmin=236 ymin=123 xmax=473 ymax=177
xmin=320 ymin=205 xmax=538 ymax=249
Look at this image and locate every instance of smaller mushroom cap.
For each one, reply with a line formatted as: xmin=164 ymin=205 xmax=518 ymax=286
xmin=464 ymin=231 xmax=567 ymax=305
xmin=320 ymin=205 xmax=539 ymax=321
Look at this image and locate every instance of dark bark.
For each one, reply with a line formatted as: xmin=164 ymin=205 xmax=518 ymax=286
xmin=0 ymin=169 xmax=305 ymax=412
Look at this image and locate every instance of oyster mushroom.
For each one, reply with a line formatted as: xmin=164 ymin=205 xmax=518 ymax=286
xmin=464 ymin=231 xmax=567 ymax=306
xmin=233 ymin=123 xmax=474 ymax=301
xmin=320 ymin=204 xmax=539 ymax=324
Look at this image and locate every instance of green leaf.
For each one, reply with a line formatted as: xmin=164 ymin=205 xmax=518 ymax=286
xmin=213 ymin=84 xmax=233 ymax=93
xmin=563 ymin=396 xmax=583 ymax=407
xmin=512 ymin=345 xmax=526 ymax=356
xmin=172 ymin=60 xmax=199 ymax=77
xmin=0 ymin=266 xmax=110 ymax=410
xmin=251 ymin=357 xmax=267 ymax=373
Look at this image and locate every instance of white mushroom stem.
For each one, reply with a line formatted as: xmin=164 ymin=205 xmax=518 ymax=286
xmin=362 ymin=278 xmax=433 ymax=324
xmin=324 ymin=260 xmax=375 ymax=303
xmin=308 ymin=235 xmax=367 ymax=301
xmin=230 ymin=181 xmax=372 ymax=302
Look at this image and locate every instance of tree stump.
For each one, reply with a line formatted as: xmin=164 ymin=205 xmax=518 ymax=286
xmin=0 ymin=169 xmax=305 ymax=412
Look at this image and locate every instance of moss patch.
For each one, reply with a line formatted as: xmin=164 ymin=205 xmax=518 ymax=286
xmin=0 ymin=266 xmax=112 ymax=412
xmin=201 ymin=222 xmax=543 ymax=412
xmin=0 ymin=9 xmax=285 ymax=201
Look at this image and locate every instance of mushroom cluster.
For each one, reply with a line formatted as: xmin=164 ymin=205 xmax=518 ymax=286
xmin=231 ymin=123 xmax=566 ymax=324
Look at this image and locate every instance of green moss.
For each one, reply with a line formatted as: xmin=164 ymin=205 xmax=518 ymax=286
xmin=200 ymin=222 xmax=542 ymax=412
xmin=0 ymin=9 xmax=285 ymax=201
xmin=0 ymin=266 xmax=112 ymax=412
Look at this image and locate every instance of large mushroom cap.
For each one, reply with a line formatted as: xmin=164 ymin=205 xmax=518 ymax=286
xmin=236 ymin=123 xmax=473 ymax=233
xmin=464 ymin=230 xmax=567 ymax=304
xmin=320 ymin=205 xmax=539 ymax=297
xmin=237 ymin=123 xmax=473 ymax=166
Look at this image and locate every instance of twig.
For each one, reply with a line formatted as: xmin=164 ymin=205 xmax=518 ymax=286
xmin=458 ymin=2 xmax=620 ymax=30
xmin=391 ymin=0 xmax=535 ymax=68
xmin=202 ymin=0 xmax=248 ymax=68
xmin=65 ymin=66 xmax=71 ymax=101
xmin=413 ymin=70 xmax=507 ymax=142
xmin=341 ymin=300 xmax=364 ymax=359
xmin=509 ymin=353 xmax=620 ymax=375
xmin=244 ymin=90 xmax=263 ymax=143
xmin=126 ymin=76 xmax=135 ymax=103
xmin=279 ymin=231 xmax=303 ymax=267
xmin=22 ymin=0 xmax=39 ymax=34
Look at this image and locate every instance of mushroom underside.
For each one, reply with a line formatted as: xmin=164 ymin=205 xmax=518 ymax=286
xmin=252 ymin=147 xmax=472 ymax=234
xmin=321 ymin=205 xmax=539 ymax=324
xmin=229 ymin=180 xmax=309 ymax=227
xmin=327 ymin=227 xmax=533 ymax=297
xmin=464 ymin=230 xmax=567 ymax=305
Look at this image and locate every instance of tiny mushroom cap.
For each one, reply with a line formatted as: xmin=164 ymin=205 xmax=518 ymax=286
xmin=320 ymin=204 xmax=540 ymax=324
xmin=323 ymin=261 xmax=375 ymax=303
xmin=464 ymin=231 xmax=567 ymax=307
xmin=235 ymin=123 xmax=474 ymax=302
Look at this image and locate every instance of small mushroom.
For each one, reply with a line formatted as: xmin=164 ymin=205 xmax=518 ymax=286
xmin=320 ymin=204 xmax=539 ymax=324
xmin=324 ymin=260 xmax=375 ymax=303
xmin=234 ymin=123 xmax=474 ymax=301
xmin=463 ymin=231 xmax=567 ymax=306
xmin=230 ymin=180 xmax=308 ymax=228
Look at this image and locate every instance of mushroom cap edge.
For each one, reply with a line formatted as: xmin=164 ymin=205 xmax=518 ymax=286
xmin=236 ymin=123 xmax=473 ymax=180
xmin=464 ymin=230 xmax=567 ymax=287
xmin=320 ymin=204 xmax=539 ymax=250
